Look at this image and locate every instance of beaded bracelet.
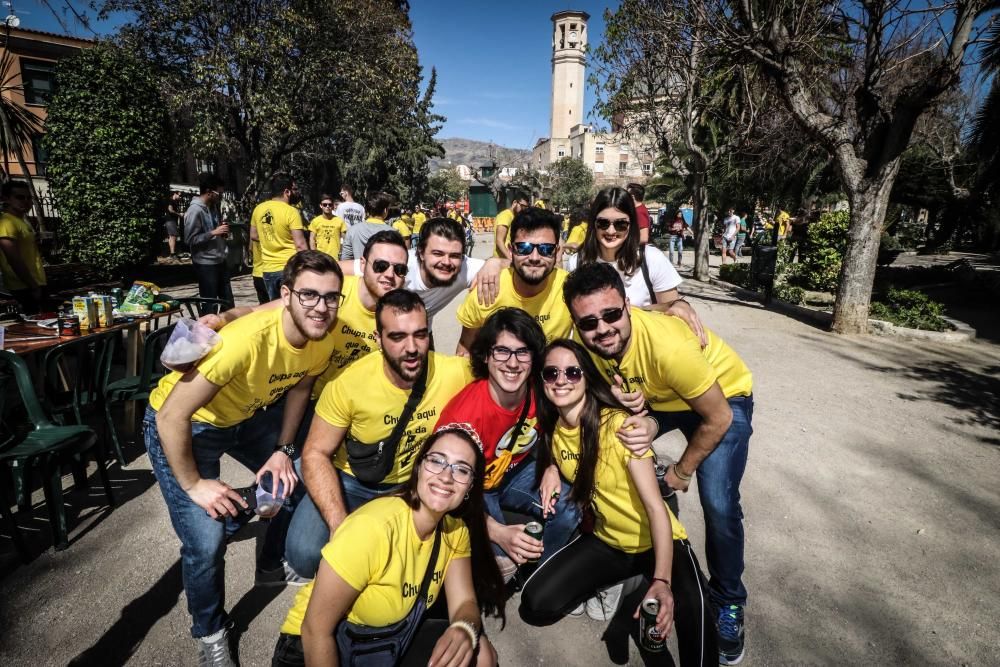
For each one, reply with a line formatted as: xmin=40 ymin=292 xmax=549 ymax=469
xmin=450 ymin=620 xmax=479 ymax=651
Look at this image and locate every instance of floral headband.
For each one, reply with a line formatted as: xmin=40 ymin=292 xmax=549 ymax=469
xmin=434 ymin=422 xmax=485 ymax=452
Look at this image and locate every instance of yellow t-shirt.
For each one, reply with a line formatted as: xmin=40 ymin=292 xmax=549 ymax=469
xmin=0 ymin=212 xmax=46 ymax=289
xmin=776 ymin=211 xmax=790 ymax=237
xmin=590 ymin=308 xmax=752 ymax=413
xmin=316 ymin=352 xmax=473 ymax=484
xmin=149 ymin=308 xmax=335 ymax=427
xmin=252 ymin=200 xmax=304 ymax=273
xmin=412 ymin=212 xmax=427 ymax=234
xmin=280 ymin=497 xmax=470 ymax=633
xmin=251 ymin=232 xmax=264 ymax=279
xmin=312 ymin=275 xmax=377 ymax=398
xmin=492 ymin=208 xmax=515 ymax=257
xmin=553 ymin=409 xmax=687 ymax=553
xmin=392 ymin=218 xmax=413 ymax=240
xmin=456 ymin=268 xmax=573 ymax=343
xmin=309 ymin=214 xmax=345 ymax=259
xmin=566 ymin=222 xmax=588 ymax=246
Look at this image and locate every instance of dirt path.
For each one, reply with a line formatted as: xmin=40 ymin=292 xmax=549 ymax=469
xmin=1 ymin=238 xmax=998 ymax=665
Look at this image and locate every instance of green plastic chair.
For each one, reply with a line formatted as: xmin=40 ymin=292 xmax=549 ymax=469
xmin=0 ymin=350 xmax=115 ymax=552
xmin=104 ymin=323 xmax=176 ymax=464
xmin=175 ymin=296 xmax=233 ymax=319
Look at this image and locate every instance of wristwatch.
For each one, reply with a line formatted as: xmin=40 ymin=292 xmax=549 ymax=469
xmin=274 ymin=442 xmax=297 ymax=458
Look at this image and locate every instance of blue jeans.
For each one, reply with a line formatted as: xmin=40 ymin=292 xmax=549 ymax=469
xmin=284 ymin=465 xmax=401 ymax=578
xmin=668 ymin=235 xmax=684 ymax=265
xmin=142 ymin=404 xmax=296 ymax=638
xmin=263 ymin=270 xmax=284 ymax=300
xmin=653 ymin=394 xmax=753 ymax=609
xmin=483 ymin=459 xmax=580 ymax=564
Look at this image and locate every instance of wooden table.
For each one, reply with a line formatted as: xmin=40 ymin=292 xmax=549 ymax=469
xmin=2 ymin=311 xmax=180 ymax=435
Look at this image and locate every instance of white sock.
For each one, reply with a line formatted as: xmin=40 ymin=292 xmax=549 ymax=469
xmin=200 ymin=628 xmax=226 ymax=643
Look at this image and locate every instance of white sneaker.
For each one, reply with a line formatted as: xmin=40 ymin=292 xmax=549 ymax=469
xmin=568 ymin=602 xmax=585 ymax=617
xmin=495 ymin=555 xmax=518 ymax=583
xmin=255 ymin=560 xmax=310 ymax=587
xmin=586 ymin=583 xmax=624 ymax=621
xmin=197 ymin=627 xmax=236 ymax=667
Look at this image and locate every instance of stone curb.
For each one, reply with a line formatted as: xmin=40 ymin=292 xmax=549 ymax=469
xmin=707 ymin=277 xmax=977 ymax=342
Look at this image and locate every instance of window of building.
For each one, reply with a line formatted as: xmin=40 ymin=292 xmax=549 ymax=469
xmin=196 ymin=158 xmax=218 ymax=174
xmin=619 ymin=143 xmax=630 ymax=154
xmin=618 ymin=162 xmax=628 ymax=176
xmin=595 ymin=144 xmax=605 ymax=154
xmin=643 ymin=163 xmax=653 ymax=174
xmin=21 ymin=59 xmax=56 ymax=105
xmin=558 ymin=149 xmax=565 ymax=157
xmin=31 ymin=135 xmax=48 ymax=172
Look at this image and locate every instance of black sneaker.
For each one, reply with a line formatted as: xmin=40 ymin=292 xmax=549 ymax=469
xmin=717 ymin=604 xmax=745 ymax=665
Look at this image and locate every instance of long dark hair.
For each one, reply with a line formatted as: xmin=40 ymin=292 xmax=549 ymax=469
xmin=396 ymin=426 xmax=507 ymax=625
xmin=534 ymin=339 xmax=630 ymax=509
xmin=580 ymin=186 xmax=641 ymax=276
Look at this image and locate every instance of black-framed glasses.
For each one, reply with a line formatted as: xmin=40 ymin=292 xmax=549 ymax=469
xmin=491 ymin=346 xmax=532 ymax=363
xmin=542 ymin=365 xmax=584 ymax=385
xmin=595 ymin=217 xmax=630 ymax=232
xmin=320 ymin=202 xmax=334 ymax=207
xmin=290 ymin=288 xmax=344 ymax=309
xmin=574 ymin=307 xmax=626 ymax=332
xmin=422 ymin=452 xmax=475 ymax=484
xmin=512 ymin=242 xmax=557 ymax=257
xmin=371 ymin=259 xmax=409 ymax=276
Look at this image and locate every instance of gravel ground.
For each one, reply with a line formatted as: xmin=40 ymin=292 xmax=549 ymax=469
xmin=1 ymin=234 xmax=998 ymax=666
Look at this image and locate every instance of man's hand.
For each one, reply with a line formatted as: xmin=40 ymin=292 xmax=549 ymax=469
xmin=186 ymin=479 xmax=247 ymax=519
xmin=210 ymin=223 xmax=231 ymax=237
xmin=197 ymin=313 xmax=227 ymax=331
xmin=667 ymin=299 xmax=707 ymax=348
xmin=633 ymin=579 xmax=675 ymax=639
xmin=665 ymin=463 xmax=693 ymax=493
xmin=618 ymin=414 xmax=657 ymax=456
xmin=473 ymin=258 xmax=505 ymax=306
xmin=256 ymin=451 xmax=298 ymax=498
xmin=496 ymin=523 xmax=543 ymax=565
xmin=539 ymin=464 xmax=562 ymax=517
xmin=428 ymin=625 xmax=475 ymax=667
xmin=611 ymin=374 xmax=646 ymax=414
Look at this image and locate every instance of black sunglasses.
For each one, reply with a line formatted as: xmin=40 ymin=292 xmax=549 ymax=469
xmin=542 ymin=365 xmax=584 ymax=384
xmin=370 ymin=259 xmax=409 ymax=277
xmin=574 ymin=306 xmax=626 ymax=332
xmin=595 ymin=217 xmax=630 ymax=232
xmin=512 ymin=242 xmax=557 ymax=257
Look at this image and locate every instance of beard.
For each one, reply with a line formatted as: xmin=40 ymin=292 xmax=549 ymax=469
xmin=289 ymin=305 xmax=333 ymax=341
xmin=423 ymin=262 xmax=460 ymax=288
xmin=385 ymin=349 xmax=426 ymax=383
xmin=513 ymin=260 xmax=552 ymax=286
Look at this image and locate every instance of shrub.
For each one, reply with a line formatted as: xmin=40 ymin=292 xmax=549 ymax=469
xmin=786 ymin=211 xmax=850 ymax=292
xmin=774 ymin=282 xmax=805 ymax=304
xmin=44 ymin=44 xmax=171 ymax=278
xmin=719 ymin=262 xmax=751 ymax=287
xmin=869 ymin=288 xmax=949 ymax=331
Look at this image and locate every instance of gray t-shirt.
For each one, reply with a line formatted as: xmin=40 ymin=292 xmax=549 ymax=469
xmin=340 ymin=220 xmax=390 ymax=260
xmin=334 ymin=201 xmax=366 ymax=228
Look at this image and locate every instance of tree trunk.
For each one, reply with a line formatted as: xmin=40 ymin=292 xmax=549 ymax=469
xmin=832 ymin=176 xmax=896 ymax=333
xmin=691 ymin=174 xmax=711 ymax=281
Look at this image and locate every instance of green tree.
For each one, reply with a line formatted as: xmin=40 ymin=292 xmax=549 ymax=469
xmin=548 ymin=157 xmax=593 ymax=211
xmin=103 ymin=0 xmax=441 ymax=210
xmin=44 ymin=43 xmax=170 ymax=276
xmin=427 ymin=166 xmax=469 ymax=204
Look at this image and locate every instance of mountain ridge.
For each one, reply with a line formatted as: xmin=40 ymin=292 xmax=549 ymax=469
xmin=429 ymin=137 xmax=533 ymax=173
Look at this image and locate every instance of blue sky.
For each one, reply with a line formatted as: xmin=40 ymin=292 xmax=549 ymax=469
xmin=14 ymin=0 xmax=616 ymax=150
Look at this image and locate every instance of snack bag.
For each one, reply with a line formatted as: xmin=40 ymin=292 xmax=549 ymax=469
xmin=160 ymin=318 xmax=221 ymax=373
xmin=119 ymin=281 xmax=160 ymax=314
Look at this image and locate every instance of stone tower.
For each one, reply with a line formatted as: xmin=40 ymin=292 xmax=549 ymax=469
xmin=549 ymin=10 xmax=589 ymax=141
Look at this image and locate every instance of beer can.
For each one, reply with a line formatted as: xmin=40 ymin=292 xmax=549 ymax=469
xmin=523 ymin=521 xmax=544 ymax=562
xmin=58 ymin=315 xmax=81 ymax=336
xmin=640 ymin=598 xmax=665 ymax=652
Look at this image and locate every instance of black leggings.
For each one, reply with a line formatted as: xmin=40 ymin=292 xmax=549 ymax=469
xmin=519 ymin=534 xmax=716 ymax=666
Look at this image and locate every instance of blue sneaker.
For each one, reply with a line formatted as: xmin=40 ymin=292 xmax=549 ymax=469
xmin=717 ymin=604 xmax=745 ymax=665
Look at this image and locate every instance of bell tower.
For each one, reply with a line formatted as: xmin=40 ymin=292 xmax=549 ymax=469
xmin=549 ymin=10 xmax=589 ymax=141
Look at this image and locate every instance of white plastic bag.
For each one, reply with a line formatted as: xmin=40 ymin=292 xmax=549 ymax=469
xmin=160 ymin=318 xmax=221 ymax=373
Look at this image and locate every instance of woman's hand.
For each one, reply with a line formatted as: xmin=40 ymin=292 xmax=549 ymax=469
xmin=633 ymin=579 xmax=675 ymax=639
xmin=496 ymin=524 xmax=543 ymax=565
xmin=666 ymin=299 xmax=707 ymax=348
xmin=610 ymin=374 xmax=646 ymax=414
xmin=428 ymin=625 xmax=476 ymax=667
xmin=539 ymin=464 xmax=562 ymax=517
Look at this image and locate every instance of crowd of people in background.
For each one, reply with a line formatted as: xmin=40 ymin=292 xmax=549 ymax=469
xmin=139 ymin=176 xmax=755 ymax=667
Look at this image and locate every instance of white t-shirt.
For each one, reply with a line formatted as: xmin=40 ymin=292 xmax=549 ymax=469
xmin=353 ymin=250 xmax=486 ymax=321
xmin=335 ymin=202 xmax=366 ymax=228
xmin=565 ymin=245 xmax=681 ymax=308
xmin=723 ymin=215 xmax=740 ymax=240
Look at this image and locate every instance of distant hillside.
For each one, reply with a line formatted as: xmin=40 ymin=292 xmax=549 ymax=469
xmin=429 ymin=138 xmax=532 ymax=173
